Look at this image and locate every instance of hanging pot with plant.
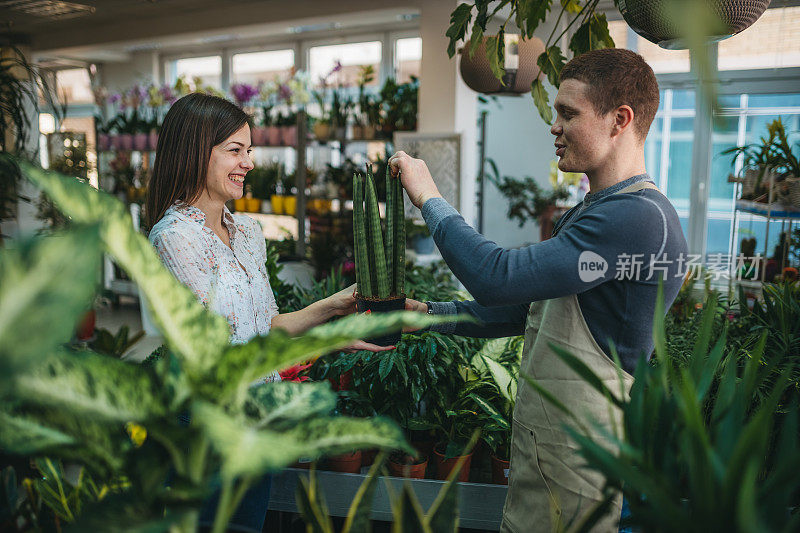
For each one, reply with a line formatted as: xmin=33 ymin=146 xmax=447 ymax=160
xmin=459 ymin=34 xmax=545 ymax=94
xmin=352 ymin=165 xmax=406 ymax=346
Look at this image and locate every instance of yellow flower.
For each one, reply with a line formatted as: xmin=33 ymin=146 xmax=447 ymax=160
xmin=126 ymin=422 xmax=147 ymax=447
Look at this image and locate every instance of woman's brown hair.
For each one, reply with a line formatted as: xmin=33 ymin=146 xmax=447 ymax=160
xmin=145 ymin=92 xmax=250 ymax=229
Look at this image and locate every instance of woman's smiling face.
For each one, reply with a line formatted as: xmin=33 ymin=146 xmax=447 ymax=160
xmin=205 ymin=123 xmax=254 ymax=203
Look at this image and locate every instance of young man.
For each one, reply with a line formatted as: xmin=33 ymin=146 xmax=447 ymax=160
xmin=393 ymin=48 xmax=688 ymax=532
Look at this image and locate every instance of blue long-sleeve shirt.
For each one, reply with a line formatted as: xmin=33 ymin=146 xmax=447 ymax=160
xmin=424 ymin=174 xmax=688 ymax=374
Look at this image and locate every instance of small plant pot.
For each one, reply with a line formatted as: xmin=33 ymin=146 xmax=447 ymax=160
xmin=97 ymin=133 xmax=111 ymax=151
xmin=267 ymin=126 xmax=281 ymax=146
xmin=251 ymin=126 xmax=268 ymax=146
xmin=434 ymin=446 xmax=472 ymax=482
xmin=325 ymin=450 xmax=362 ymax=474
xmin=387 ymin=455 xmax=427 ymax=479
xmin=490 ymin=455 xmax=510 ymax=485
xmin=361 ymin=449 xmax=379 ymax=467
xmin=111 ymin=134 xmax=123 ymax=150
xmin=313 ymin=122 xmax=331 ymax=142
xmin=355 ymin=295 xmax=406 ymax=347
xmin=362 ymin=125 xmax=376 ymax=140
xmin=244 ymin=198 xmax=261 ymax=213
xmin=281 ymin=125 xmax=297 ymax=146
xmin=233 ymin=198 xmax=247 ymax=212
xmin=133 ymin=133 xmax=149 ymax=151
xmin=283 ymin=195 xmax=297 ymax=216
xmin=148 ymin=131 xmax=159 ymax=150
xmin=119 ymin=133 xmax=134 ymax=151
xmin=270 ymin=194 xmax=284 ymax=215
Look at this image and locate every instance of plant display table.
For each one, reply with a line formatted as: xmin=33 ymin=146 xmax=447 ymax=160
xmin=268 ymin=468 xmax=508 ymax=530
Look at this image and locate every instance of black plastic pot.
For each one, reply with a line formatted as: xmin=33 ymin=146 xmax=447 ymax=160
xmin=356 ymin=294 xmax=406 ymax=346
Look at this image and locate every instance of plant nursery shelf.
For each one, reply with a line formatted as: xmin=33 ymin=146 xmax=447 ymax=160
xmin=269 ymin=468 xmax=507 ymax=530
xmin=735 ymin=200 xmax=800 ymax=220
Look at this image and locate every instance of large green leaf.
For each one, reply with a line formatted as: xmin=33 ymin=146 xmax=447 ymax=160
xmin=536 ymin=46 xmax=566 ymax=89
xmin=485 ymin=33 xmax=505 ymax=81
xmin=0 ymin=410 xmax=76 ymax=455
xmin=244 ymin=381 xmax=336 ymax=428
xmin=19 ymin=162 xmax=230 ymax=377
xmin=342 ymin=452 xmax=386 ymax=533
xmin=0 ymin=225 xmax=101 ymax=372
xmin=568 ymin=13 xmax=614 ymax=57
xmin=12 ymin=349 xmax=168 ymax=423
xmin=479 ymin=352 xmax=516 ymax=403
xmin=445 ymin=3 xmax=473 ymax=58
xmin=531 ymin=79 xmax=553 ymax=125
xmin=194 ymin=402 xmax=412 ymax=480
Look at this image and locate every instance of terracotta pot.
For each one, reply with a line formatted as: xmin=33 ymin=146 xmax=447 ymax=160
xmin=387 ymin=456 xmax=428 ymax=479
xmin=119 ymin=133 xmax=134 ymax=151
xmin=251 ymin=126 xmax=268 ymax=146
xmin=491 ymin=455 xmax=510 ymax=485
xmin=433 ymin=446 xmax=472 ymax=482
xmin=270 ymin=194 xmax=284 ymax=215
xmin=148 ymin=131 xmax=159 ymax=150
xmin=362 ymin=125 xmax=376 ymax=140
xmin=133 ymin=133 xmax=149 ymax=151
xmin=326 ymin=451 xmax=362 ymax=474
xmin=361 ymin=449 xmax=379 ymax=467
xmin=111 ymin=134 xmax=123 ymax=150
xmin=351 ymin=124 xmax=364 ymax=140
xmin=267 ymin=126 xmax=281 ymax=146
xmin=281 ymin=125 xmax=297 ymax=146
xmin=355 ymin=295 xmax=406 ymax=346
xmin=97 ymin=133 xmax=111 ymax=151
xmin=76 ymin=309 xmax=95 ymax=341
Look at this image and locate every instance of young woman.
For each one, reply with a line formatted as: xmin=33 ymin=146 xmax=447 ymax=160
xmin=146 ymin=92 xmax=390 ymax=531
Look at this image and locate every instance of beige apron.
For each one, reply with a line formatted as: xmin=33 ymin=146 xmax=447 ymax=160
xmin=501 ymin=181 xmax=660 ymax=533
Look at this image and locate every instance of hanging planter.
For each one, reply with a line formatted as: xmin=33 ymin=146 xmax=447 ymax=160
xmin=353 ymin=166 xmax=406 ymax=347
xmin=459 ymin=34 xmax=545 ymax=95
xmin=618 ymin=0 xmax=771 ymax=49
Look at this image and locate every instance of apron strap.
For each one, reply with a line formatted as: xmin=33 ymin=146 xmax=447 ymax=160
xmin=616 ymin=180 xmax=660 ymax=195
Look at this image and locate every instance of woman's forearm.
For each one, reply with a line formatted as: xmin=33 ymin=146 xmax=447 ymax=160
xmin=270 ymin=299 xmax=336 ymax=336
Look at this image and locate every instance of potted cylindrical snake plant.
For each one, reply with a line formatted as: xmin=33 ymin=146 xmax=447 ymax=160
xmin=353 ymin=165 xmax=406 ymax=346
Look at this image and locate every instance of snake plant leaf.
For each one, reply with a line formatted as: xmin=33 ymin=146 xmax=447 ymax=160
xmin=353 ymin=173 xmax=371 ymax=298
xmin=244 ymin=381 xmax=336 ymax=428
xmin=342 ymin=452 xmax=386 ymax=533
xmin=0 ymin=410 xmax=76 ymax=455
xmin=19 ymin=161 xmax=230 ymax=378
xmin=296 ymin=474 xmax=334 ymax=533
xmin=395 ymin=484 xmax=429 ymax=533
xmin=12 ymin=349 xmax=168 ymax=423
xmin=364 ymin=173 xmax=390 ymax=299
xmin=0 ymin=224 xmax=101 ymax=373
xmin=194 ymin=402 xmax=411 ymax=480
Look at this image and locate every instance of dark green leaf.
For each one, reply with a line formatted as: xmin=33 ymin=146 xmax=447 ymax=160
xmin=531 ymin=79 xmax=553 ymax=124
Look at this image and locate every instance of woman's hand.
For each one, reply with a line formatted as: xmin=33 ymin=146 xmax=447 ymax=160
xmin=322 ymin=284 xmax=359 ymax=317
xmin=342 ymin=341 xmax=395 ymax=353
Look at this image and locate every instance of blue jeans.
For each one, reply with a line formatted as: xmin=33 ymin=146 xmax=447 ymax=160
xmin=198 ymin=475 xmax=271 ymax=533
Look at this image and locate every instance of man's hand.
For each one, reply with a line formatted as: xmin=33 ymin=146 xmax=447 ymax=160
xmin=388 ymin=151 xmax=443 ymax=209
xmin=403 ymin=297 xmax=428 ymax=333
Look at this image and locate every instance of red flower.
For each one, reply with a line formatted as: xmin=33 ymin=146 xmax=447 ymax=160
xmin=279 ymin=362 xmax=314 ymax=382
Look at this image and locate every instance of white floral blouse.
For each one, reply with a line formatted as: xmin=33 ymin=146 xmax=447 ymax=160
xmin=149 ymin=202 xmax=280 ymax=382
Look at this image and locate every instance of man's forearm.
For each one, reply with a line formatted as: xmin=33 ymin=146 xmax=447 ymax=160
xmin=428 ymin=300 xmax=528 ymax=338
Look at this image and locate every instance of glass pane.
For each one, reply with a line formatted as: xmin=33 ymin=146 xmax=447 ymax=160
xmin=709 ymin=114 xmax=738 ymax=210
xmin=175 ymin=56 xmax=221 ymax=89
xmin=748 ymin=93 xmax=800 ymax=108
xmin=672 ymin=90 xmax=695 ymax=110
xmin=395 ymin=37 xmax=421 ymax=83
xmin=658 ymin=90 xmax=665 ymax=112
xmin=665 ymin=117 xmax=694 ymax=212
xmin=55 ymin=68 xmax=93 ymax=104
xmin=636 ymin=37 xmax=690 ymax=73
xmin=735 ymin=216 xmax=792 ymax=263
xmin=232 ymin=49 xmax=294 ymax=85
xmin=705 ymin=217 xmax=732 ymax=255
xmin=718 ymin=94 xmax=741 ymax=109
xmin=309 ymin=41 xmax=381 ymax=87
xmin=644 ymin=117 xmax=663 ymax=180
xmin=718 ymin=6 xmax=800 ymax=70
xmin=745 ymin=113 xmax=800 ymax=148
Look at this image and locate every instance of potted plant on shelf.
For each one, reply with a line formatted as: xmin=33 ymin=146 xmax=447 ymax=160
xmin=723 ymin=117 xmax=800 ymax=206
xmin=378 ymin=76 xmax=419 ymax=138
xmin=352 ymin=165 xmax=406 ymax=346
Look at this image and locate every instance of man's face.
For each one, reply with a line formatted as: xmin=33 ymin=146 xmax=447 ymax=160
xmin=550 ymin=79 xmax=615 ymax=175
